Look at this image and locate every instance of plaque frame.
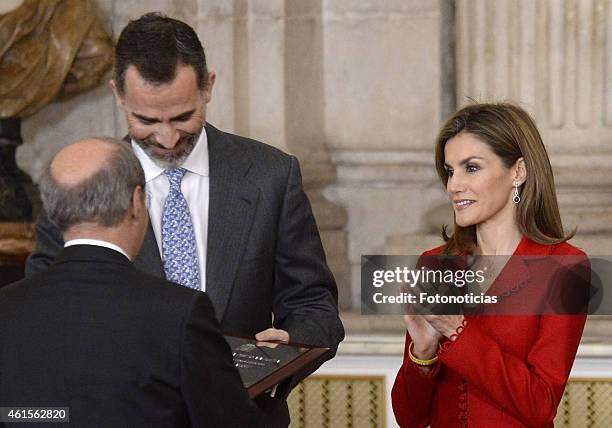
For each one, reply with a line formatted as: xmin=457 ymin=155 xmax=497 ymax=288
xmin=224 ymin=334 xmax=329 ymax=398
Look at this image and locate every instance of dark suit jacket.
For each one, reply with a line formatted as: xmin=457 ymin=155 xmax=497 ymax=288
xmin=26 ymin=124 xmax=345 ymax=426
xmin=1 ymin=245 xmax=260 ymax=427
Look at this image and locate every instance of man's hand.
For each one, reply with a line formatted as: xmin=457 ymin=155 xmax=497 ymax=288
xmin=255 ymin=328 xmax=290 ymax=343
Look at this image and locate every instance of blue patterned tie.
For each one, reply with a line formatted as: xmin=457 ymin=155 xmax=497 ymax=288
xmin=161 ymin=168 xmax=200 ymax=290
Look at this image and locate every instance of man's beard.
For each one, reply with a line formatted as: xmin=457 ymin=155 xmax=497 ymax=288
xmin=132 ymin=127 xmax=202 ymax=169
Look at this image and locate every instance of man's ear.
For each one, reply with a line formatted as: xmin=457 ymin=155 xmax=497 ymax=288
xmin=203 ymin=71 xmax=216 ymax=104
xmin=109 ymin=79 xmax=124 ymax=110
xmin=130 ymin=185 xmax=147 ymax=221
xmin=513 ymin=157 xmax=527 ymax=186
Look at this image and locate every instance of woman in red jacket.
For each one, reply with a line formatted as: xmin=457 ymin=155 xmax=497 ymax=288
xmin=391 ymin=103 xmax=588 ymax=427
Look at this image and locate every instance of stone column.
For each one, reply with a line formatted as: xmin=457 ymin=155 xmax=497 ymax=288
xmin=321 ymin=1 xmax=447 ymax=308
xmin=195 ymin=0 xmax=237 ymax=132
xmin=455 ymin=0 xmax=612 ymax=253
xmin=284 ymin=0 xmax=351 ymax=309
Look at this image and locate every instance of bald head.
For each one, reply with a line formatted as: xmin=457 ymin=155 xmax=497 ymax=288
xmin=39 ymin=137 xmax=145 ymax=232
xmin=51 ymin=138 xmax=119 ymax=188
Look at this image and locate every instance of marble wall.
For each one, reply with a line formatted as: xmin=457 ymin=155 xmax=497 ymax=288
xmin=322 ymin=1 xmax=449 ymax=307
xmin=455 ymin=0 xmax=612 ymax=254
xmin=15 ymin=0 xmax=612 ymax=309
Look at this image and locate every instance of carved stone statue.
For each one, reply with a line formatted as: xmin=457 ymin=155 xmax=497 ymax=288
xmin=0 ymin=0 xmax=113 ymax=117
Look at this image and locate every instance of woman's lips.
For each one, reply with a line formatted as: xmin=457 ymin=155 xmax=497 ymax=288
xmin=454 ymin=200 xmax=475 ymax=210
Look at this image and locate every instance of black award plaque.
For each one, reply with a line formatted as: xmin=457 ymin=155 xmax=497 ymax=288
xmin=224 ymin=335 xmax=329 ymax=398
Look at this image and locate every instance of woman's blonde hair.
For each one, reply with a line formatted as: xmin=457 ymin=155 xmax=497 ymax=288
xmin=434 ymin=102 xmax=573 ymax=254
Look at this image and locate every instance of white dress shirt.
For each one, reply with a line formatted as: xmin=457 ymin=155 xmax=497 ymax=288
xmin=131 ymin=130 xmax=210 ymax=291
xmin=64 ymin=238 xmax=130 ymax=260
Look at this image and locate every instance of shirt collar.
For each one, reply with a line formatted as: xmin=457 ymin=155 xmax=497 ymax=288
xmin=130 ymin=127 xmax=209 ymax=182
xmin=64 ymin=239 xmax=130 ymax=260
xmin=181 ymin=127 xmax=209 ymax=177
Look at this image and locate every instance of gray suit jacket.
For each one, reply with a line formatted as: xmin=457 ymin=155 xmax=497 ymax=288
xmin=26 ymin=123 xmax=344 ymax=427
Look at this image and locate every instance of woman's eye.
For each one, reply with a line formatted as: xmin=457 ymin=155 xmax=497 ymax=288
xmin=466 ymin=164 xmax=479 ymax=173
xmin=446 ymin=169 xmax=454 ymax=177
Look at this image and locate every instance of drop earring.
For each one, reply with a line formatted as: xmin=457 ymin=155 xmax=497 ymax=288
xmin=513 ymin=183 xmax=520 ymax=204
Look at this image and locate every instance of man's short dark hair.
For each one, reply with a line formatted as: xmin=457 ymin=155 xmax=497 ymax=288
xmin=114 ymin=12 xmax=207 ymax=94
xmin=39 ymin=139 xmax=146 ymax=232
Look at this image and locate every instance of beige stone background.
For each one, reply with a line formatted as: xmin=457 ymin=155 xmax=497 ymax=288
xmin=16 ymin=0 xmax=612 ymax=313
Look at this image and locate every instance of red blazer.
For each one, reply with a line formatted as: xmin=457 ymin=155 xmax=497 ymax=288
xmin=391 ymin=236 xmax=588 ymax=428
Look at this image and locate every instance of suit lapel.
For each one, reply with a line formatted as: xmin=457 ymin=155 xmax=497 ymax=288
xmin=205 ymin=124 xmax=259 ymax=322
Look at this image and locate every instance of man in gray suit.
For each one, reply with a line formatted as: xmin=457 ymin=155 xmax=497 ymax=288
xmin=27 ymin=12 xmax=344 ymax=427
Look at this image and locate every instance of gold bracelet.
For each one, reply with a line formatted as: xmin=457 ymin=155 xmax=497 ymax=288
xmin=408 ymin=341 xmax=438 ymax=366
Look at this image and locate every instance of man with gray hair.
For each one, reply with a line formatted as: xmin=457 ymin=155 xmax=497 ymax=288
xmin=0 ymin=138 xmax=260 ymax=427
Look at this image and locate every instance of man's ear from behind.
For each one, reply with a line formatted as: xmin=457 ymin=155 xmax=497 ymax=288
xmin=127 ymin=185 xmax=149 ymax=258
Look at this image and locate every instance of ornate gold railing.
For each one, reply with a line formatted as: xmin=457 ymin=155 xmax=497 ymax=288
xmin=554 ymin=379 xmax=612 ymax=427
xmin=288 ymin=376 xmax=386 ymax=428
xmin=288 ymin=376 xmax=612 ymax=428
